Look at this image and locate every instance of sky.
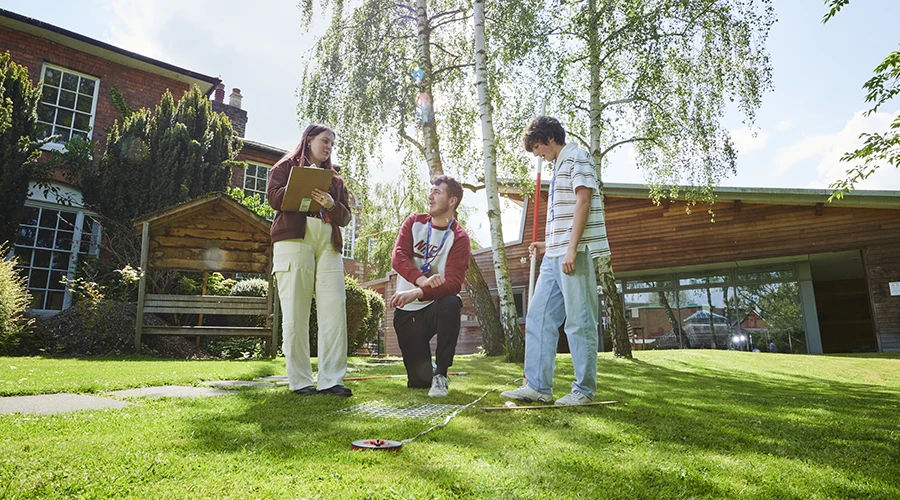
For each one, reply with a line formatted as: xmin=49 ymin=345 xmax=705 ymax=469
xmin=5 ymin=0 xmax=900 ymax=246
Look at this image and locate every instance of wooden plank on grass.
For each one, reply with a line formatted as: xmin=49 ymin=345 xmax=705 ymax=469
xmin=481 ymin=401 xmax=617 ymax=411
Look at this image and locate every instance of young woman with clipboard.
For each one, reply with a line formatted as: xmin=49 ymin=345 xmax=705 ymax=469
xmin=266 ymin=124 xmax=353 ymax=397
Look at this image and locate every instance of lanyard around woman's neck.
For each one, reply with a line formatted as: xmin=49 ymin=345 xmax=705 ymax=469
xmin=421 ymin=217 xmax=454 ymax=274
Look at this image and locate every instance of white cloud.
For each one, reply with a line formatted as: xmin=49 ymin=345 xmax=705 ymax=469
xmin=773 ymin=134 xmax=834 ymax=174
xmin=775 ymin=120 xmax=793 ymax=133
xmin=731 ymin=127 xmax=770 ymax=153
xmin=812 ymin=109 xmax=900 ymax=191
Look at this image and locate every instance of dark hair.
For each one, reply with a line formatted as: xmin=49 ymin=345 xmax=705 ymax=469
xmin=521 ymin=115 xmax=566 ymax=152
xmin=433 ymin=175 xmax=463 ymax=210
xmin=281 ymin=123 xmax=336 ymax=171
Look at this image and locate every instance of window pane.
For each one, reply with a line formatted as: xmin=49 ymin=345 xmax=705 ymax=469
xmin=48 ymin=271 xmax=66 ymax=290
xmin=256 ymin=178 xmax=266 ymax=192
xmin=61 ymin=72 xmax=79 ymax=91
xmin=51 ymin=252 xmax=70 ymax=270
xmin=737 ymin=269 xmax=794 ymax=283
xmin=76 ymin=94 xmax=93 ymax=113
xmin=44 ymin=68 xmax=61 ymax=86
xmin=30 ymin=290 xmax=46 ymax=309
xmin=23 ymin=207 xmax=40 ymax=226
xmin=36 ymin=228 xmax=55 ymax=248
xmin=78 ymin=78 xmax=95 ymax=95
xmin=30 ymin=269 xmax=49 ymax=288
xmin=16 ymin=226 xmax=36 ymax=246
xmin=59 ymin=212 xmax=77 ymax=229
xmin=38 ymin=103 xmax=56 ymax=122
xmin=55 ymin=231 xmax=73 ymax=251
xmin=41 ymin=85 xmax=59 ymax=104
xmin=677 ymin=287 xmax=738 ymax=350
xmin=32 ymin=250 xmax=52 ymax=268
xmin=39 ymin=209 xmax=55 ymax=229
xmin=47 ymin=291 xmax=65 ymax=310
xmin=58 ymin=91 xmax=76 ymax=110
xmin=53 ymin=127 xmax=71 ymax=142
xmin=36 ymin=123 xmax=52 ymax=140
xmin=624 ymin=291 xmax=680 ymax=350
xmin=14 ymin=247 xmax=33 ymax=266
xmin=625 ymin=278 xmax=674 ymax=291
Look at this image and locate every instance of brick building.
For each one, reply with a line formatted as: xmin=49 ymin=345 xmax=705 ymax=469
xmin=2 ymin=8 xmax=362 ymax=315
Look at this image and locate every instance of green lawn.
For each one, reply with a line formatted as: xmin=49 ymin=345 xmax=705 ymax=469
xmin=1 ymin=351 xmax=899 ymax=499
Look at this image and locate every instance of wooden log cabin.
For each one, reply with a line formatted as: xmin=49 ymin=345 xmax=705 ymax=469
xmin=370 ymin=182 xmax=900 ymax=356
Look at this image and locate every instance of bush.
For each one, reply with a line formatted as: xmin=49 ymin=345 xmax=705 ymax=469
xmin=0 ymin=242 xmax=34 ymax=354
xmin=28 ymin=300 xmax=208 ymax=358
xmin=203 ymin=277 xmax=270 ymax=359
xmin=357 ymin=289 xmax=386 ymax=353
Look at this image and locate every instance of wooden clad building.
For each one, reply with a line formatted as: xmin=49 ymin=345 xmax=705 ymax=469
xmin=371 ymin=183 xmax=900 ymax=356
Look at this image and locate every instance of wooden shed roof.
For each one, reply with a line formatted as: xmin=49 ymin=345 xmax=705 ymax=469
xmin=133 ymin=192 xmax=271 ymax=234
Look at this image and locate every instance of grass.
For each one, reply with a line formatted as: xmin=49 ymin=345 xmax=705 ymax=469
xmin=1 ymin=351 xmax=899 ymax=499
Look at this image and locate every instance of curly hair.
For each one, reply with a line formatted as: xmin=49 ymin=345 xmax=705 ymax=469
xmin=521 ymin=115 xmax=566 ymax=152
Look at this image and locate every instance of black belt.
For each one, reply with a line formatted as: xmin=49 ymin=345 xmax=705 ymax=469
xmin=305 ymin=211 xmax=323 ymax=219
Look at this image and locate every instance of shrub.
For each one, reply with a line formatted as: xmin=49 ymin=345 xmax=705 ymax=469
xmin=0 ymin=242 xmax=34 ymax=354
xmin=203 ymin=277 xmax=271 ymax=359
xmin=356 ymin=289 xmax=386 ymax=353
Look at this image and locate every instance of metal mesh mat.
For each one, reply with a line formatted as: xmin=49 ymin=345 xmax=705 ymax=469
xmin=339 ymin=400 xmax=465 ymax=421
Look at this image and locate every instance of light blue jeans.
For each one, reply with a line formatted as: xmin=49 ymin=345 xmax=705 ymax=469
xmin=524 ymin=250 xmax=599 ymax=398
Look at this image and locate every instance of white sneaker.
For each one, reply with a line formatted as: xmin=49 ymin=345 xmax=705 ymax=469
xmin=554 ymin=391 xmax=593 ymax=406
xmin=500 ymin=384 xmax=551 ymax=403
xmin=428 ymin=374 xmax=449 ymax=397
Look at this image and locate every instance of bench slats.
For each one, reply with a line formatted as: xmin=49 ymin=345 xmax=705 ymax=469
xmin=142 ymin=326 xmax=272 ymax=337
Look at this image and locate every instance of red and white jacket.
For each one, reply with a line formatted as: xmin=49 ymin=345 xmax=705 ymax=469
xmin=391 ymin=214 xmax=471 ymax=311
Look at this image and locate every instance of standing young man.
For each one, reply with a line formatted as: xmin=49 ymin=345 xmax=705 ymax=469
xmin=390 ymin=175 xmax=471 ymax=397
xmin=502 ymin=116 xmax=609 ymax=406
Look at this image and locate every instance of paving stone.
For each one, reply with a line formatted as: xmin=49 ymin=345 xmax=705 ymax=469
xmin=107 ymin=386 xmax=233 ymax=398
xmin=200 ymin=380 xmax=274 ymax=388
xmin=0 ymin=393 xmax=132 ymax=415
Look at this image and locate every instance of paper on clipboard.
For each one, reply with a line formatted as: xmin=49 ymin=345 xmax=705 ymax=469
xmin=281 ymin=166 xmax=334 ymax=212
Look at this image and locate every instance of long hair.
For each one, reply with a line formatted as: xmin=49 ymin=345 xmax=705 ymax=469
xmin=280 ymin=123 xmax=335 ymax=171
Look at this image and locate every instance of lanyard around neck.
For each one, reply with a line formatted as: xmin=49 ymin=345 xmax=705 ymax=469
xmin=424 ymin=218 xmax=454 ymax=266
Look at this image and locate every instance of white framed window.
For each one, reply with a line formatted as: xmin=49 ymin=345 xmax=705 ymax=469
xmin=36 ymin=64 xmax=100 ymax=149
xmin=13 ymin=204 xmax=100 ymax=312
xmin=243 ymin=162 xmax=270 ymax=203
xmin=341 ymin=214 xmax=356 ymax=259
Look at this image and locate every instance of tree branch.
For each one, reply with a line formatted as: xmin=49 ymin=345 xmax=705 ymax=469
xmin=599 ymin=136 xmax=659 ymax=160
xmin=397 ymin=127 xmax=425 ymax=156
xmin=432 ymin=13 xmax=472 ymax=31
xmin=432 ymin=62 xmax=475 ymax=79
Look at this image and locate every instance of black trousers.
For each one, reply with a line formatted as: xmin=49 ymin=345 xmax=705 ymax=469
xmin=393 ymin=295 xmax=462 ymax=389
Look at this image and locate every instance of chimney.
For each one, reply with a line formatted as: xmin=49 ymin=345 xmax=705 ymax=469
xmin=211 ymin=83 xmax=248 ymax=138
xmin=229 ymin=88 xmax=243 ymax=109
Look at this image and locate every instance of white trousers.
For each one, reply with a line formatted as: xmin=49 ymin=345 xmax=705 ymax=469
xmin=273 ymin=218 xmax=348 ymax=390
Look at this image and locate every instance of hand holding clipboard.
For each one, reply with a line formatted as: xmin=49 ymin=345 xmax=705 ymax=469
xmin=280 ymin=165 xmax=334 ymax=212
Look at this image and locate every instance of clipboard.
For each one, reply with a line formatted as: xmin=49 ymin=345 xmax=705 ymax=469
xmin=280 ymin=166 xmax=334 ymax=212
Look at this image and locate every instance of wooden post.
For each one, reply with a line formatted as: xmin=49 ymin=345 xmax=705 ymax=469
xmin=270 ymin=277 xmax=280 ymax=357
xmin=135 ymin=222 xmax=150 ymax=351
xmin=197 ymin=271 xmax=208 ymax=348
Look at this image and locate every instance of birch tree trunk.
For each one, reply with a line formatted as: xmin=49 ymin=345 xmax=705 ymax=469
xmin=474 ymin=0 xmax=524 ymax=361
xmin=587 ymin=0 xmax=631 ymax=359
xmin=414 ymin=0 xmax=504 ymax=354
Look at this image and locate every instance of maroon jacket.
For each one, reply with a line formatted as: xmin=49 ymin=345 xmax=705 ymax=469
xmin=266 ymin=156 xmax=351 ymax=252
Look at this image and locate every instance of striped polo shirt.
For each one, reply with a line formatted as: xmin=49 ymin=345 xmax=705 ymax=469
xmin=545 ymin=142 xmax=611 ymax=260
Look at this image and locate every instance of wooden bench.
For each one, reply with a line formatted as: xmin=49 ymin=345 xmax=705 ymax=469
xmin=139 ymin=294 xmax=276 ymax=338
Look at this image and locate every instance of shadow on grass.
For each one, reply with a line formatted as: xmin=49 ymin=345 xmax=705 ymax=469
xmin=179 ymin=353 xmax=900 ymax=498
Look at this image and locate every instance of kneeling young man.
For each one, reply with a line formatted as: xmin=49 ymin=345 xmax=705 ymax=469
xmin=390 ymin=176 xmax=471 ymax=397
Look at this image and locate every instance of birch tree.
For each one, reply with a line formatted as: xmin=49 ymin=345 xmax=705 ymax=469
xmin=473 ymin=0 xmax=524 ymax=360
xmin=494 ymin=0 xmax=775 ymax=358
xmin=298 ymin=0 xmax=513 ymax=354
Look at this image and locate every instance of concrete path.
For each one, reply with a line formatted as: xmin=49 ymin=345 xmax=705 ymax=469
xmin=0 ymin=377 xmax=283 ymax=415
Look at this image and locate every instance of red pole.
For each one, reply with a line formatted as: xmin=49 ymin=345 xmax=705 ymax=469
xmin=531 ymin=171 xmax=541 ymax=244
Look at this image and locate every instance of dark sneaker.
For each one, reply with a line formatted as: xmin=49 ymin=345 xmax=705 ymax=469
xmin=318 ymin=385 xmax=353 ymax=397
xmin=292 ymin=386 xmax=317 ymax=396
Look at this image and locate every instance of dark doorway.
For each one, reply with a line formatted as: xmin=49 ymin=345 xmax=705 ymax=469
xmin=809 ymin=251 xmax=878 ymax=353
